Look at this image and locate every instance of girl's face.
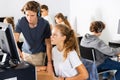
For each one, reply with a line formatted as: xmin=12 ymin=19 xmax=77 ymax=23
xmin=51 ymin=27 xmax=65 ymax=45
xmin=55 ymin=17 xmax=62 ymax=24
xmin=3 ymin=19 xmax=7 ymax=24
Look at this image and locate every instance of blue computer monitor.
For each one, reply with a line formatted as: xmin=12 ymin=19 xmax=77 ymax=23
xmin=0 ymin=22 xmax=20 ymax=64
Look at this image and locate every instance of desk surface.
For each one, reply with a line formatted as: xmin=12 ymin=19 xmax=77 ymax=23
xmin=37 ymin=71 xmax=56 ymax=80
xmin=109 ymin=40 xmax=120 ymax=44
xmin=109 ymin=40 xmax=120 ymax=48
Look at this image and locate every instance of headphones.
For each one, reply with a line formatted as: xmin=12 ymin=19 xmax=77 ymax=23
xmin=37 ymin=6 xmax=41 ymax=17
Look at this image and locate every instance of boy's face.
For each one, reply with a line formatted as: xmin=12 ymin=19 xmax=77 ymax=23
xmin=25 ymin=10 xmax=38 ymax=24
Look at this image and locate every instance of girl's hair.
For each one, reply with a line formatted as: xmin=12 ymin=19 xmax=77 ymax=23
xmin=55 ymin=24 xmax=80 ymax=59
xmin=55 ymin=13 xmax=71 ymax=29
xmin=90 ymin=21 xmax=105 ymax=33
xmin=4 ymin=17 xmax=15 ymax=30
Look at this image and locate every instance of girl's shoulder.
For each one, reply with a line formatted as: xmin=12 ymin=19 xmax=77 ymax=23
xmin=68 ymin=50 xmax=78 ymax=57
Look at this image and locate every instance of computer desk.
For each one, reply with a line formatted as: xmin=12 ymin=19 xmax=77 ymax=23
xmin=37 ymin=71 xmax=55 ymax=80
xmin=109 ymin=40 xmax=120 ymax=48
xmin=0 ymin=62 xmax=36 ymax=80
xmin=109 ymin=40 xmax=120 ymax=62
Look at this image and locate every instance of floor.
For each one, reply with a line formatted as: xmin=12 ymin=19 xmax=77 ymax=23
xmin=99 ymin=72 xmax=115 ymax=80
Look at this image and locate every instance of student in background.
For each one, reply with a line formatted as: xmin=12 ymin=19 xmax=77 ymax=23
xmin=3 ymin=17 xmax=15 ymax=30
xmin=51 ymin=24 xmax=88 ymax=80
xmin=14 ymin=1 xmax=53 ymax=73
xmin=81 ymin=21 xmax=120 ymax=80
xmin=55 ymin=13 xmax=71 ymax=29
xmin=41 ymin=4 xmax=54 ymax=30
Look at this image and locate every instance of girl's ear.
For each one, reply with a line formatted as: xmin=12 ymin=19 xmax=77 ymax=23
xmin=62 ymin=35 xmax=66 ymax=41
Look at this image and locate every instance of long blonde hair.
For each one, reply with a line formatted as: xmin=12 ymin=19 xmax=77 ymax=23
xmin=55 ymin=24 xmax=80 ymax=59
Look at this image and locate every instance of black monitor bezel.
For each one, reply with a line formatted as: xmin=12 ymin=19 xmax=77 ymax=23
xmin=0 ymin=23 xmax=21 ymax=64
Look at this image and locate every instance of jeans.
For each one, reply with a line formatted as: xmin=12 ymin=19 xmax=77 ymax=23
xmin=81 ymin=58 xmax=99 ymax=80
xmin=97 ymin=58 xmax=120 ymax=80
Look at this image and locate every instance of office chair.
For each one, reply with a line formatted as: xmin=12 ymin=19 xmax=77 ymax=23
xmin=77 ymin=36 xmax=83 ymax=45
xmin=79 ymin=45 xmax=116 ymax=80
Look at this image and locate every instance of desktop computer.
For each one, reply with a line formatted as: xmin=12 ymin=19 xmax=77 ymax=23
xmin=109 ymin=19 xmax=120 ymax=48
xmin=0 ymin=61 xmax=36 ymax=80
xmin=109 ymin=40 xmax=120 ymax=48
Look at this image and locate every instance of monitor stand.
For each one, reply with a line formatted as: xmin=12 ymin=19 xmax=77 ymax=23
xmin=0 ymin=49 xmax=32 ymax=70
xmin=0 ymin=60 xmax=30 ymax=71
xmin=0 ymin=54 xmax=20 ymax=69
xmin=15 ymin=61 xmax=30 ymax=69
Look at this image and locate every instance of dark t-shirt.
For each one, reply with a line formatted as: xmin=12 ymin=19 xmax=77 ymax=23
xmin=15 ymin=17 xmax=51 ymax=54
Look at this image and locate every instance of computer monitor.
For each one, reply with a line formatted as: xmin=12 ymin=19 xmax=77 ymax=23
xmin=117 ymin=19 xmax=120 ymax=34
xmin=0 ymin=22 xmax=21 ymax=64
xmin=0 ymin=17 xmax=5 ymax=22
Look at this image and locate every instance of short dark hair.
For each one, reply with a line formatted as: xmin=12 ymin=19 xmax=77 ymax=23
xmin=41 ymin=5 xmax=48 ymax=11
xmin=90 ymin=21 xmax=105 ymax=33
xmin=21 ymin=1 xmax=40 ymax=14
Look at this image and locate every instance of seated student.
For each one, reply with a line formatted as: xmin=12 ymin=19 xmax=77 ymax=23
xmin=51 ymin=24 xmax=88 ymax=80
xmin=81 ymin=21 xmax=120 ymax=80
xmin=55 ymin=13 xmax=71 ymax=29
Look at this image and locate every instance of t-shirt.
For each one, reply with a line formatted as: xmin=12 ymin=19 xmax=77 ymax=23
xmin=52 ymin=46 xmax=82 ymax=77
xmin=15 ymin=17 xmax=51 ymax=54
xmin=42 ymin=15 xmax=54 ymax=26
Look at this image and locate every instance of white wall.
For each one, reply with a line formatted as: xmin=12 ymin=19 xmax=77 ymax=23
xmin=0 ymin=0 xmax=70 ymax=25
xmin=69 ymin=0 xmax=120 ymax=43
xmin=36 ymin=0 xmax=70 ymax=25
xmin=1 ymin=0 xmax=120 ymax=43
xmin=37 ymin=0 xmax=70 ymax=16
xmin=0 ymin=0 xmax=30 ymax=24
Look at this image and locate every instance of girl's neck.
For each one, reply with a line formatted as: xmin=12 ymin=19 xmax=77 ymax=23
xmin=57 ymin=44 xmax=64 ymax=52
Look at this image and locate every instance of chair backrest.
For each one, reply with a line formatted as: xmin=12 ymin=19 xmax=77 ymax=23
xmin=80 ymin=45 xmax=116 ymax=80
xmin=77 ymin=36 xmax=83 ymax=48
xmin=80 ymin=45 xmax=96 ymax=62
xmin=77 ymin=36 xmax=83 ymax=44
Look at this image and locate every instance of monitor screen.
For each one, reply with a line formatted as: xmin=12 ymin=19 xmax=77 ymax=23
xmin=0 ymin=22 xmax=20 ymax=64
xmin=118 ymin=19 xmax=120 ymax=34
xmin=0 ymin=17 xmax=5 ymax=22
